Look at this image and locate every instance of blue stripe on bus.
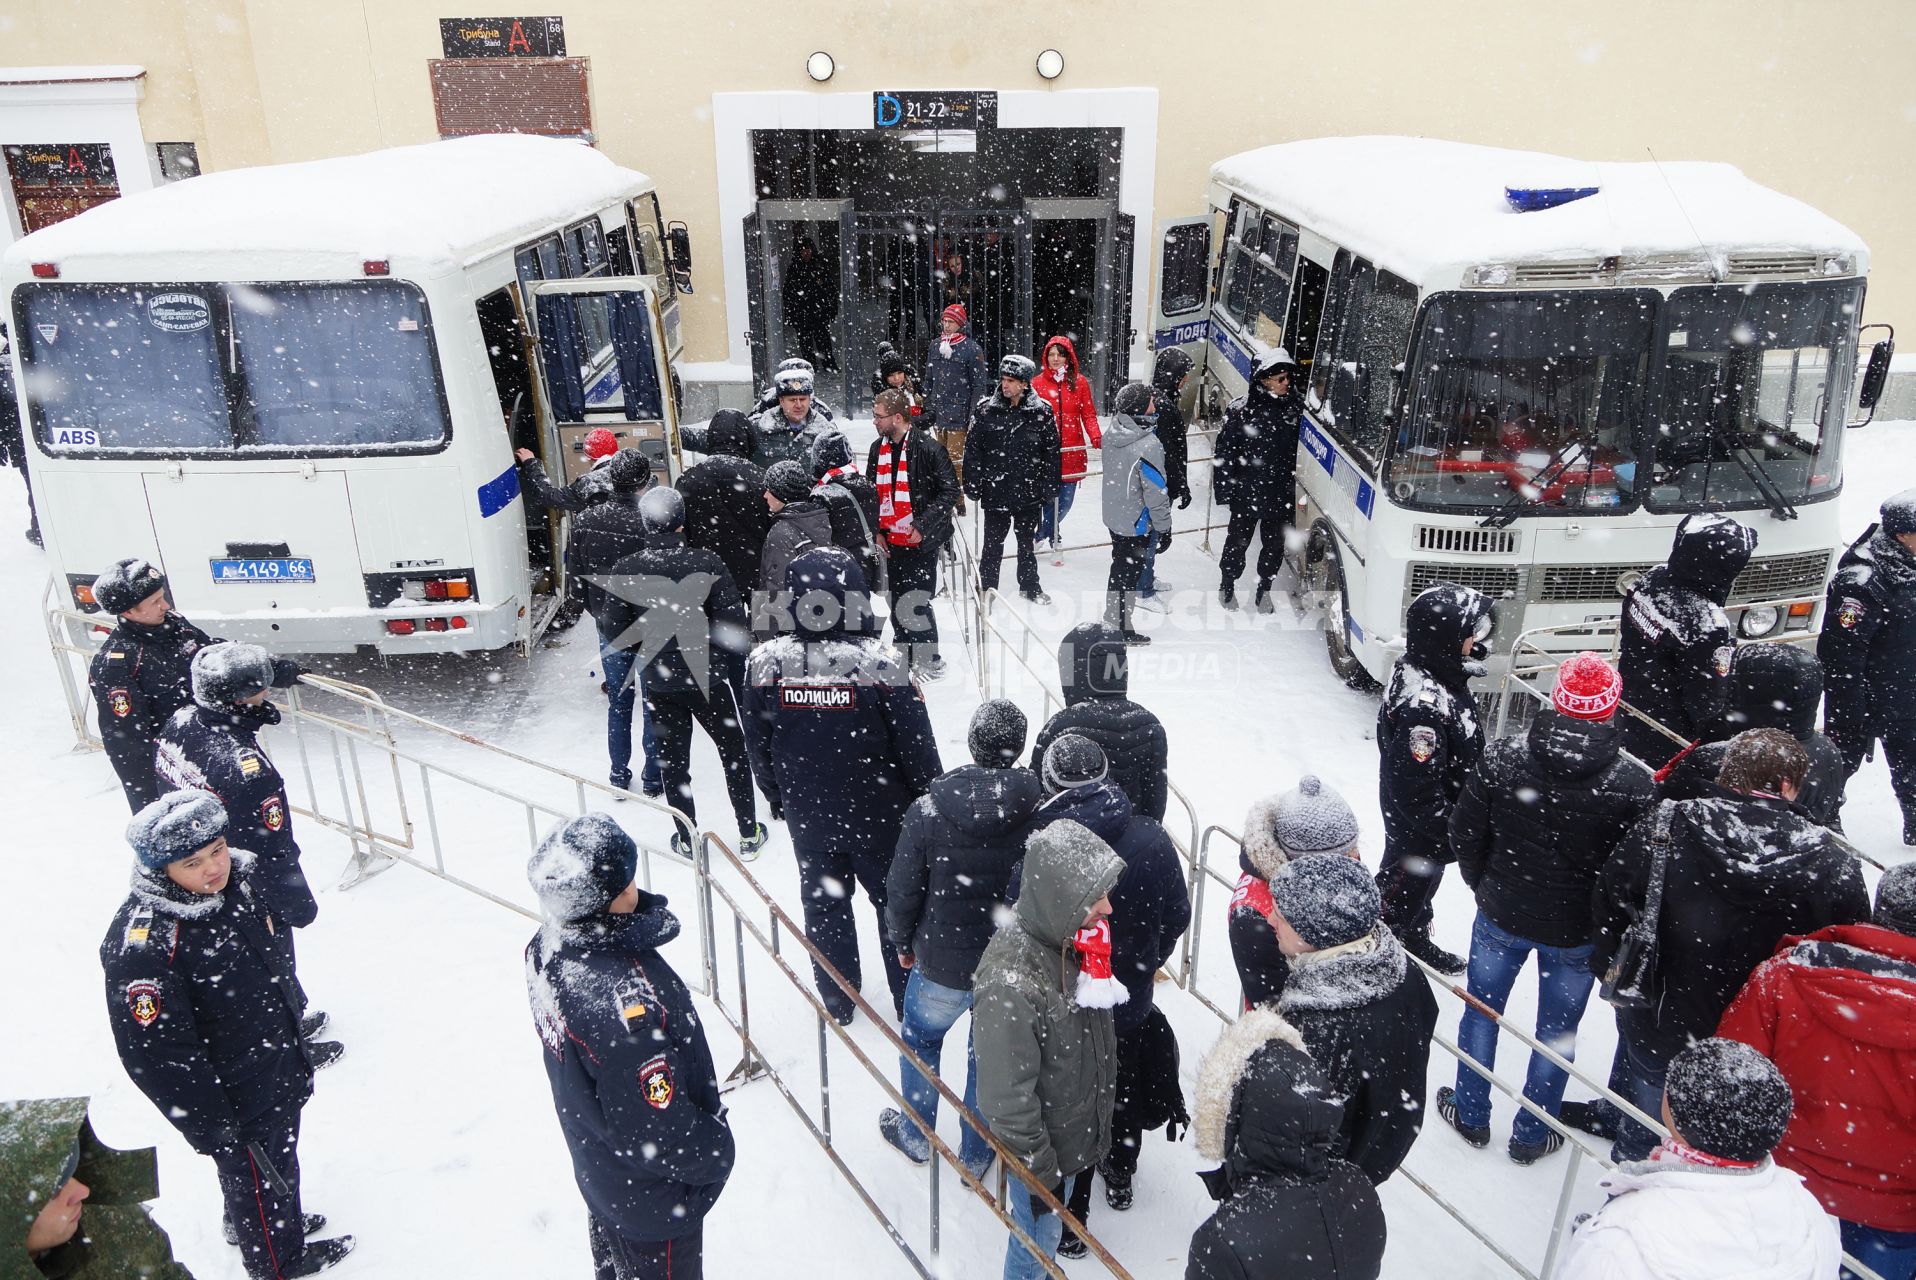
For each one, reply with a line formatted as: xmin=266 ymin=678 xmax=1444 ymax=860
xmin=1356 ymin=480 xmax=1375 ymax=518
xmin=477 ymin=463 xmax=521 ymax=518
xmin=1208 ymin=317 xmax=1254 ymax=380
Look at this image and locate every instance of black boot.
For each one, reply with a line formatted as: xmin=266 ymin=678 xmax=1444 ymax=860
xmin=1219 ymin=583 xmax=1239 ymax=610
xmin=284 ymin=1237 xmax=356 ymax=1277
xmin=299 ymin=1010 xmax=329 ymax=1040
xmin=1254 ymin=579 xmax=1276 ymax=613
xmin=1401 ymin=926 xmax=1467 ymax=976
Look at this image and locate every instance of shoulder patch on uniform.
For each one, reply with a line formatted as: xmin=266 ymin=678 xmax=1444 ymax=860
xmin=639 ymin=1054 xmax=675 ymax=1109
xmin=1414 ymin=685 xmax=1440 ymax=708
xmin=1836 ymin=597 xmax=1866 ymax=629
xmin=1408 ymin=725 xmax=1439 ymax=763
xmin=260 ymin=794 xmax=286 ymax=832
xmin=615 ymin=975 xmax=657 ymax=1025
xmin=108 ymin=688 xmax=132 ymax=719
xmin=238 ymin=751 xmax=263 ymax=777
xmin=1711 ymin=645 xmax=1734 ymax=677
xmin=126 ymin=980 xmax=161 ymax=1027
xmin=122 ymin=905 xmax=155 ymax=948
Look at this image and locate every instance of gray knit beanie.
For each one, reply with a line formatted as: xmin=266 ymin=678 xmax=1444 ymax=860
xmin=1267 ymin=853 xmax=1379 ymax=949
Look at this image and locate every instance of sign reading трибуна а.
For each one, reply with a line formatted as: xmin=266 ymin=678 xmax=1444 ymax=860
xmin=439 ymin=16 xmax=566 ymax=58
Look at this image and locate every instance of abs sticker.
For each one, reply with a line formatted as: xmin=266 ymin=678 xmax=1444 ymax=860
xmin=1836 ymin=597 xmax=1865 ymax=629
xmin=260 ymin=794 xmax=286 ymax=832
xmin=1711 ymin=645 xmax=1735 ymax=677
xmin=780 ymin=683 xmax=855 ymax=711
xmin=108 ymin=688 xmax=132 ymax=719
xmin=1407 ymin=725 xmax=1439 ymax=764
xmin=146 ymin=292 xmax=212 ymax=333
xmin=126 ymin=980 xmax=161 ymax=1028
xmin=639 ymin=1055 xmax=675 ymax=1109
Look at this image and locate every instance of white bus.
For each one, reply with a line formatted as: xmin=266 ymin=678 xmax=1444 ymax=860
xmin=2 ymin=134 xmax=695 ymax=654
xmin=1152 ymin=136 xmax=1894 ymax=688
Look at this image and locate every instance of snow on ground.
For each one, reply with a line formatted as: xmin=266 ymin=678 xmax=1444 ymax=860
xmin=3 ymin=419 xmax=1911 ymax=1279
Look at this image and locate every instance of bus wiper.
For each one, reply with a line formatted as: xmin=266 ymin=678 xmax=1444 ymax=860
xmin=1479 ymin=439 xmax=1597 ymax=529
xmin=1713 ymin=424 xmax=1799 ymax=521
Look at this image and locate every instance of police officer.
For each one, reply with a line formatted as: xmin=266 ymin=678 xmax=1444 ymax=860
xmin=102 ymin=791 xmax=352 ymax=1278
xmin=742 ymin=546 xmax=943 ymax=1024
xmin=964 ymin=354 xmax=1062 ymax=605
xmin=1375 ymin=582 xmax=1496 ymax=975
xmin=1820 ymin=489 xmax=1916 ymax=844
xmin=525 ymin=814 xmax=734 ymax=1280
xmin=85 ymin=558 xmax=246 ymax=812
xmin=155 ymin=641 xmax=317 ymax=929
xmin=1616 ymin=512 xmax=1757 ymax=766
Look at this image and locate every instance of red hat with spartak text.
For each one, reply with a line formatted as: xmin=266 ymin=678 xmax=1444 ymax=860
xmin=1554 ymin=651 xmax=1621 ymax=721
xmin=583 ymin=428 xmax=619 ymax=460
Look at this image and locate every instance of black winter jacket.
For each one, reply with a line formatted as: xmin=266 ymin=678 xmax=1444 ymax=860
xmin=884 ymin=763 xmax=1044 ymax=990
xmin=1022 ymin=779 xmax=1192 ymax=1032
xmin=1186 ymin=1016 xmax=1386 ymax=1280
xmin=1151 ymin=348 xmax=1195 ymax=505
xmin=88 ymin=612 xmax=219 ymax=811
xmin=678 ymin=411 xmax=770 ymax=593
xmin=525 ymin=899 xmax=733 ymax=1243
xmin=600 ymin=532 xmax=751 ymax=700
xmin=565 ymin=493 xmax=650 ymax=628
xmin=1212 ymin=382 xmax=1300 ymax=514
xmin=519 ymin=454 xmax=610 ymax=514
xmin=963 ymin=389 xmax=1061 ymax=511
xmin=1591 ymin=790 xmax=1870 ymax=1061
xmin=1228 ymin=852 xmax=1290 ymax=1008
xmin=816 ymin=476 xmax=881 ymax=587
xmin=102 ymin=859 xmax=313 ymax=1155
xmin=1377 ymin=587 xmax=1492 ymax=865
xmin=1658 ymin=642 xmax=1848 ymax=829
xmin=866 ymin=426 xmax=959 ymax=553
xmin=154 ymin=704 xmax=316 ymax=927
xmin=1032 ymin=622 xmax=1170 ymax=822
xmin=753 ymin=499 xmax=835 ymax=641
xmin=1279 ymin=926 xmax=1437 ymax=1185
xmin=1618 ymin=513 xmax=1756 ymax=764
xmin=1450 ymin=712 xmax=1656 ymax=947
xmin=1820 ymin=526 xmax=1916 ymax=737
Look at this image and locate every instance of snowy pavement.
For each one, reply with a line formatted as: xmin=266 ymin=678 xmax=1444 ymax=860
xmin=4 ymin=420 xmax=1911 ymax=1279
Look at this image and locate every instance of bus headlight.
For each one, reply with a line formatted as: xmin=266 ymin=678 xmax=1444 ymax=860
xmin=1738 ymin=605 xmax=1781 ymax=638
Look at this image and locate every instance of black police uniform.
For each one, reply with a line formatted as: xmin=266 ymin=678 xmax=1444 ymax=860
xmin=155 ymin=704 xmax=317 ymax=927
xmin=89 ymin=612 xmax=219 ymax=812
xmin=526 ymin=896 xmax=733 ymax=1278
xmin=1819 ymin=523 xmax=1916 ymax=839
xmin=101 ymin=855 xmax=316 ymax=1279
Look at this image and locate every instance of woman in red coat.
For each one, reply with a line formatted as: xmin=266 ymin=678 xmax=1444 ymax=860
xmin=1032 ymin=335 xmax=1100 ymax=552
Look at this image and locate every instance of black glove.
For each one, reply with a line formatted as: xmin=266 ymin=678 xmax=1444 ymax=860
xmin=270 ymin=657 xmax=304 ymax=688
xmin=1155 ymin=531 xmax=1173 ymax=554
xmin=1176 ymin=492 xmax=1192 ymax=509
xmin=1030 ymin=1180 xmax=1065 ymax=1218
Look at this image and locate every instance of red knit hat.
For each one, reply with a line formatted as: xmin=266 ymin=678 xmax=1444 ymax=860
xmin=583 ymin=427 xmax=619 ymax=460
xmin=941 ymin=303 xmax=967 ymax=329
xmin=1554 ymin=651 xmax=1621 ymax=720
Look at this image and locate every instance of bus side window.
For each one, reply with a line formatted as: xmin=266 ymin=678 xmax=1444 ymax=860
xmin=1253 ymin=219 xmax=1299 ymax=346
xmin=1287 ymin=256 xmax=1331 ymax=384
xmin=606 ymin=226 xmax=637 ymax=276
xmin=1309 ymin=251 xmax=1356 ymax=410
xmin=1321 ymin=262 xmax=1417 ymax=459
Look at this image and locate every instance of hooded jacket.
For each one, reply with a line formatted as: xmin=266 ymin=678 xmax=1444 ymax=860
xmin=1658 ymin=643 xmax=1847 ymax=829
xmin=1212 ymin=369 xmax=1302 ymax=514
xmin=1819 ymin=525 xmax=1916 ymax=736
xmin=1718 ymin=922 xmax=1916 ymax=1231
xmin=753 ymin=498 xmax=836 ymax=641
xmin=921 ymin=322 xmax=990 ymax=434
xmin=1101 ymin=411 xmax=1173 ymax=540
xmin=0 ymin=1097 xmax=192 ymax=1279
xmin=972 ymin=820 xmax=1127 ymax=1188
xmin=884 ymin=762 xmax=1045 ymax=991
xmin=963 ymin=387 xmax=1062 ymax=512
xmin=1278 ymin=924 xmax=1438 ymax=1185
xmin=88 ymin=610 xmax=219 ymax=812
xmin=565 ymin=489 xmax=651 ymax=627
xmin=1591 ymin=791 xmax=1869 ymax=1061
xmin=1450 ymin=710 xmax=1657 ymax=947
xmin=1555 ymin=1156 xmax=1840 ymax=1280
xmin=742 ymin=549 xmax=942 ymax=854
xmin=1377 ymin=585 xmax=1492 ymax=865
xmin=1184 ymin=1008 xmax=1386 ymax=1280
xmin=600 ymin=531 xmax=752 ymax=700
xmin=678 ymin=409 xmax=771 ymax=594
xmin=741 ymin=401 xmax=830 ymax=470
xmin=525 ymin=896 xmax=733 ymax=1243
xmin=1031 ymin=622 xmax=1170 ymax=821
xmin=1032 ymin=336 xmax=1101 ymax=482
xmin=1152 ymin=348 xmax=1195 ymax=506
xmin=1618 ymin=513 xmax=1757 ymax=764
xmin=1024 ymin=778 xmax=1192 ymax=1031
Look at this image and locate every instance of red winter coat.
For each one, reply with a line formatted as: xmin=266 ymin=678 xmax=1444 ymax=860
xmin=1717 ymin=922 xmax=1916 ymax=1231
xmin=1033 ymin=336 xmax=1100 ymax=481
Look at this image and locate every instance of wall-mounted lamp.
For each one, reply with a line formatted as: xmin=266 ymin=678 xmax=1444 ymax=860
xmin=806 ymin=51 xmax=835 ymax=82
xmin=1035 ymin=49 xmax=1065 ymax=80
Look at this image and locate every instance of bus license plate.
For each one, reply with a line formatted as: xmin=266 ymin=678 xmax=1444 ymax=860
xmin=210 ymin=558 xmax=316 ymax=584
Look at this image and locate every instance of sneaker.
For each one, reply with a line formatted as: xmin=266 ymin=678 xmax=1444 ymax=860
xmin=1219 ymin=585 xmax=1239 ymax=611
xmin=1510 ymin=1130 xmax=1567 ymax=1165
xmin=641 ymin=781 xmax=665 ymax=799
xmin=877 ymin=1108 xmax=930 ymax=1165
xmin=609 ymin=770 xmax=633 ymax=793
xmin=1020 ymin=589 xmax=1052 ymax=606
xmin=1557 ymin=1100 xmax=1618 ymax=1140
xmin=1401 ymin=928 xmax=1468 ymax=976
xmin=225 ymin=1213 xmax=327 ymax=1246
xmin=670 ymin=832 xmax=696 ymax=860
xmin=1434 ymin=1086 xmax=1490 ymax=1148
xmin=299 ymin=1011 xmax=330 ymax=1040
xmin=1057 ymin=1230 xmax=1088 ymax=1260
xmin=283 ymin=1237 xmax=355 ymax=1277
xmin=1134 ymin=593 xmax=1169 ymax=614
xmin=1254 ymin=581 xmax=1276 ymax=613
xmin=737 ymin=823 xmax=768 ymax=859
xmin=307 ymin=1040 xmax=345 ymax=1070
xmin=913 ymin=655 xmax=948 ymax=682
xmin=1122 ymin=629 xmax=1152 ymax=646
xmin=1102 ymin=1170 xmax=1134 ymax=1211
xmin=1146 ymin=578 xmax=1173 ymax=594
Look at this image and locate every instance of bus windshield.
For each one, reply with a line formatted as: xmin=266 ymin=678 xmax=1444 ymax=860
xmin=18 ymin=281 xmax=450 ymax=454
xmin=1643 ymin=280 xmax=1857 ymax=513
xmin=1390 ymin=289 xmax=1658 ymax=514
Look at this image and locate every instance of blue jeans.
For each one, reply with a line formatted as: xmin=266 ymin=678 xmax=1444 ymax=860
xmin=897 ymin=970 xmax=991 ymax=1167
xmin=1034 ymin=480 xmax=1077 ymax=544
xmin=1843 ymin=1220 xmax=1916 ymax=1280
xmin=1004 ymin=1177 xmax=1065 ymax=1280
xmin=598 ymin=632 xmax=659 ymax=791
xmin=1453 ymin=914 xmax=1596 ymax=1146
xmin=1608 ymin=1012 xmax=1673 ymax=1163
xmin=1138 ymin=535 xmax=1159 ymax=595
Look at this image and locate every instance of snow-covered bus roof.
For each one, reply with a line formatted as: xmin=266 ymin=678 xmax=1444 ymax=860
xmin=1 ymin=135 xmax=654 ymax=278
xmin=1209 ymin=137 xmax=1868 ymax=287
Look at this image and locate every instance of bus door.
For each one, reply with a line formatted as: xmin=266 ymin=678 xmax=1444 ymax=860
xmin=1150 ymin=216 xmax=1214 ymax=392
xmin=527 ymin=276 xmax=684 ymax=485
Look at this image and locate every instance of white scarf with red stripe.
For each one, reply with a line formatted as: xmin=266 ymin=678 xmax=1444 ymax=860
xmin=875 ymin=436 xmax=915 ymax=546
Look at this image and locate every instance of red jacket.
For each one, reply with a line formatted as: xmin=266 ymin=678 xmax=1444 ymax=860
xmin=1033 ymin=336 xmax=1100 ymax=481
xmin=1718 ymin=922 xmax=1916 ymax=1230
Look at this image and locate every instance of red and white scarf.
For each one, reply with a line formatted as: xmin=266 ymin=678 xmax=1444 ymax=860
xmin=1073 ymin=918 xmax=1128 ymax=1009
xmin=816 ymin=463 xmax=860 ymax=487
xmin=875 ymin=437 xmax=916 ymax=546
xmin=1651 ymin=1137 xmax=1761 ymax=1170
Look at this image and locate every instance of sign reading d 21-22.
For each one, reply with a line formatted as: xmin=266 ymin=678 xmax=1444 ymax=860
xmin=873 ymin=91 xmax=998 ymax=131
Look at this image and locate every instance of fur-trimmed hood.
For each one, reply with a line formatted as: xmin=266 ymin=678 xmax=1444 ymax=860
xmin=1241 ymin=796 xmax=1286 ymax=881
xmin=1195 ymin=1006 xmax=1345 ymax=1188
xmin=1278 ymin=924 xmax=1408 ymax=1014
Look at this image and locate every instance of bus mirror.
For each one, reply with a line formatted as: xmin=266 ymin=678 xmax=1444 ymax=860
xmin=1850 ymin=326 xmax=1894 ymax=428
xmin=666 ymin=222 xmax=693 ymax=276
xmin=1330 ymin=361 xmax=1360 ymax=426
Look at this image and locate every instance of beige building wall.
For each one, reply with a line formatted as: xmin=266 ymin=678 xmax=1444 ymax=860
xmin=4 ymin=0 xmax=1912 ymax=361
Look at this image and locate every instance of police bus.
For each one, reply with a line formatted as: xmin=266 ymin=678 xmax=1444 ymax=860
xmin=1150 ymin=136 xmax=1894 ymax=689
xmin=2 ymin=134 xmax=695 ymax=654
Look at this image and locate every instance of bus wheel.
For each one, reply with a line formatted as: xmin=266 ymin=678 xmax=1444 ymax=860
xmin=1307 ymin=537 xmax=1379 ymax=692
